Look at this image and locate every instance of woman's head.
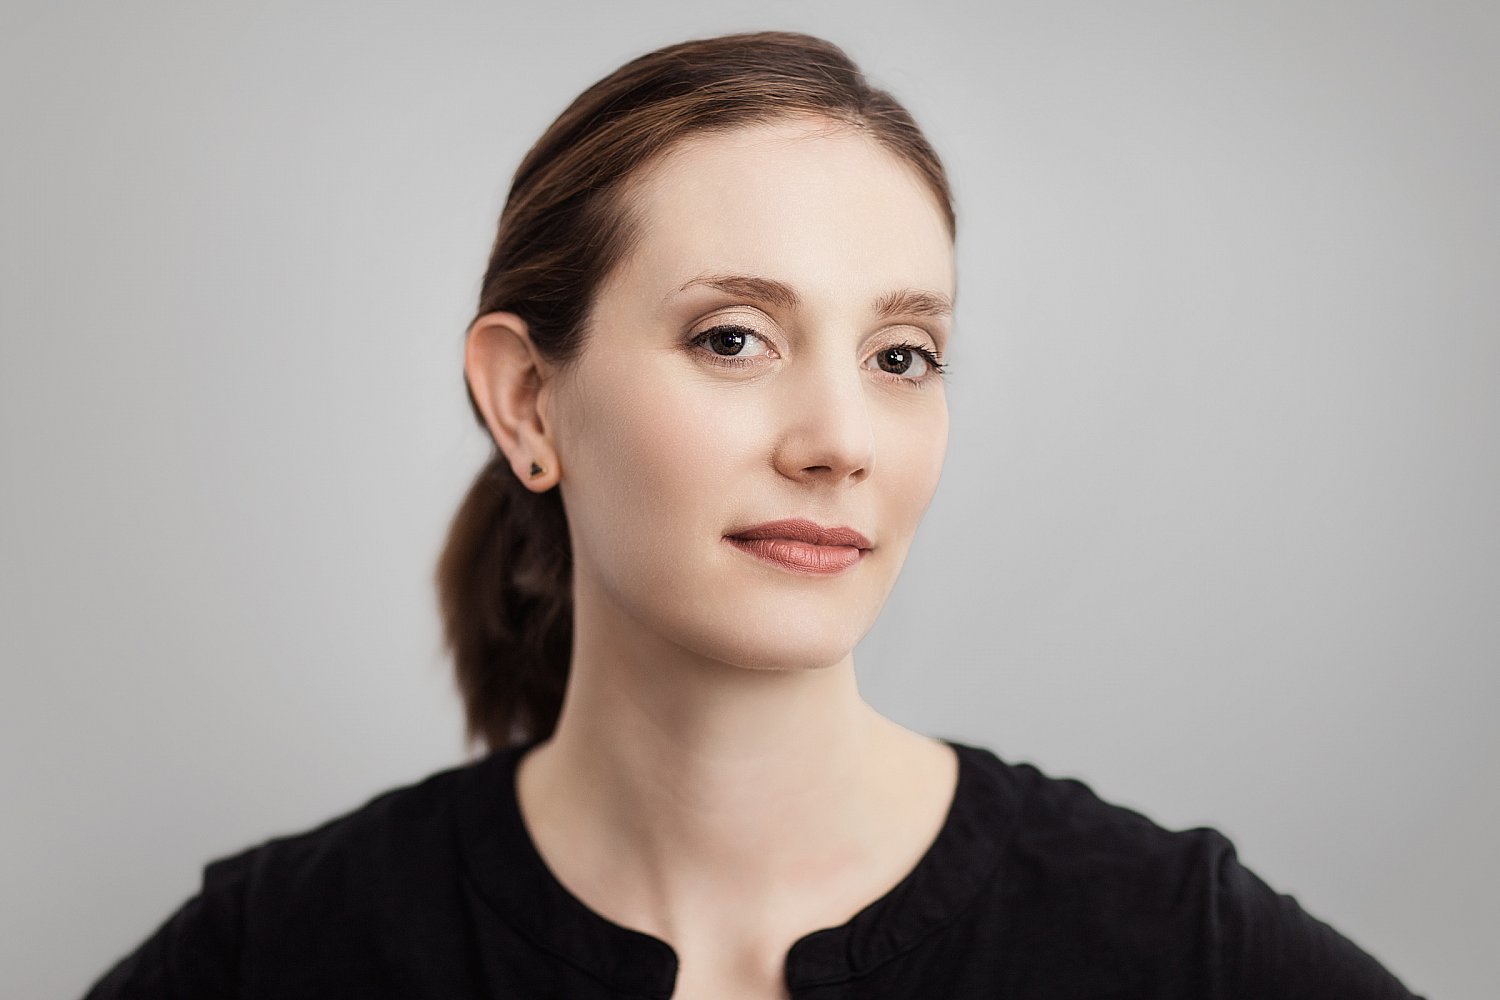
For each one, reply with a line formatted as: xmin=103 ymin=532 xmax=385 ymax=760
xmin=438 ymin=31 xmax=957 ymax=750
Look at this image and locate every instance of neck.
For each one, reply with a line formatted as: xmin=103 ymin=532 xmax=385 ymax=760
xmin=514 ymin=566 xmax=936 ymax=950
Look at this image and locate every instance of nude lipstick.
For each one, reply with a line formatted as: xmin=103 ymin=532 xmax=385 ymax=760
xmin=724 ymin=518 xmax=872 ymax=576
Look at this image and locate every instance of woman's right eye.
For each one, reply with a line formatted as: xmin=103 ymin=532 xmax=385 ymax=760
xmin=688 ymin=324 xmax=775 ymax=362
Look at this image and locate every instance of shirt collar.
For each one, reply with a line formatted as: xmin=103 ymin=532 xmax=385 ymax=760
xmin=455 ymin=736 xmax=1021 ymax=997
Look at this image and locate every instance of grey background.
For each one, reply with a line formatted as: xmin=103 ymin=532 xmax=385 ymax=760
xmin=3 ymin=1 xmax=1495 ymax=997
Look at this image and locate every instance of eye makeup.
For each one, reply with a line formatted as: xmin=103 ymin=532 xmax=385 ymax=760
xmin=685 ymin=322 xmax=947 ymax=388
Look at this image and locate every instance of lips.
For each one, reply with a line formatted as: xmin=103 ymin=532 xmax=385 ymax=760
xmin=725 ymin=518 xmax=872 ymax=549
xmin=724 ymin=518 xmax=872 ymax=576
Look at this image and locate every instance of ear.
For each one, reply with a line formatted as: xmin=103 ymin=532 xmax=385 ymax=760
xmin=464 ymin=311 xmax=561 ymax=491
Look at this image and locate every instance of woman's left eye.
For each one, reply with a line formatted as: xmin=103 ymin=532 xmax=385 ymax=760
xmin=869 ymin=344 xmax=944 ymax=381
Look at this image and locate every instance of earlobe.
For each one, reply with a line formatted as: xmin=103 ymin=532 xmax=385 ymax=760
xmin=464 ymin=311 xmax=559 ymax=490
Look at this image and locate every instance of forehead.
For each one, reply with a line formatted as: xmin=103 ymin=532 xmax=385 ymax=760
xmin=604 ymin=118 xmax=954 ymax=309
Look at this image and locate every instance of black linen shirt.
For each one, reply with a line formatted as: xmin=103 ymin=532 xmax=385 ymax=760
xmin=83 ymin=737 xmax=1422 ymax=998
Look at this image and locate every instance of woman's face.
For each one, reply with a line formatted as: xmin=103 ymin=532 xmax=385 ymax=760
xmin=547 ymin=117 xmax=954 ymax=672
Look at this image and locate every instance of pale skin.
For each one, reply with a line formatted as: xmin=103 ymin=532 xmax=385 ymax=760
xmin=465 ymin=117 xmax=960 ymax=999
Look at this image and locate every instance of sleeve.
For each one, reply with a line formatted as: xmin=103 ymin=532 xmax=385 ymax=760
xmin=1202 ymin=830 xmax=1425 ymax=1000
xmin=81 ymin=852 xmax=250 ymax=1000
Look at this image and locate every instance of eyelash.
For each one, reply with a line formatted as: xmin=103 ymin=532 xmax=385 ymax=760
xmin=687 ymin=324 xmax=948 ymax=387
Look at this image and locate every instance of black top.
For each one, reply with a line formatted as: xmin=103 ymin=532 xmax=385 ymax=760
xmin=83 ymin=737 xmax=1423 ymax=999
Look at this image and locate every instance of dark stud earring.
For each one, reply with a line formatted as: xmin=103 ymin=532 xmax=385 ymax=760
xmin=529 ymin=461 xmax=544 ymax=478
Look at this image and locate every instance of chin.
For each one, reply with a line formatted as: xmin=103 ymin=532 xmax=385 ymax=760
xmin=675 ymin=614 xmax=867 ymax=673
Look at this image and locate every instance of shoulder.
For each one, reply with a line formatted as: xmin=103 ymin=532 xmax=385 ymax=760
xmin=206 ymin=753 xmax=488 ymax=908
xmin=212 ymin=754 xmax=481 ymax=864
xmin=84 ymin=754 xmax=498 ymax=998
xmin=949 ymin=741 xmax=1422 ymax=999
xmin=955 ymin=741 xmax=1231 ymax=912
xmin=954 ymin=740 xmax=1227 ymax=855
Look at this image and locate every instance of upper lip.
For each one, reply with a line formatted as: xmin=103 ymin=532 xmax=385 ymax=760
xmin=727 ymin=518 xmax=873 ymax=549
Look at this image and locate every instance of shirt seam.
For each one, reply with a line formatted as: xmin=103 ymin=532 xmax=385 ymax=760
xmin=459 ymin=868 xmax=672 ymax=1000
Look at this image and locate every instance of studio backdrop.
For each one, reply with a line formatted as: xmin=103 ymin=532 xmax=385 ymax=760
xmin=2 ymin=2 xmax=1495 ymax=998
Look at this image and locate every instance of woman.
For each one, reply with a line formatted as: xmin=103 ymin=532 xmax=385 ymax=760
xmin=84 ymin=30 xmax=1422 ymax=1000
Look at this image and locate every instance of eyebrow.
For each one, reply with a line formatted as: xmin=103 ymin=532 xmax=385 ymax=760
xmin=673 ymin=272 xmax=954 ymax=321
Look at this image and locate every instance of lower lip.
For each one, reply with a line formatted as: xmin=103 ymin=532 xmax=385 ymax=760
xmin=724 ymin=536 xmax=866 ymax=576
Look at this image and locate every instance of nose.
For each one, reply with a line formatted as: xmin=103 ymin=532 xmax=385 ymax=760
xmin=772 ymin=347 xmax=876 ymax=485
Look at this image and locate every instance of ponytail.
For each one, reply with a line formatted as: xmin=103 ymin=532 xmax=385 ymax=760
xmin=435 ymin=453 xmax=572 ymax=750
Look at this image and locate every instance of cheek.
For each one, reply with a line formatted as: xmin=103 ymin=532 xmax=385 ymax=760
xmin=560 ymin=361 xmax=751 ymax=559
xmin=878 ymin=398 xmax=949 ymax=523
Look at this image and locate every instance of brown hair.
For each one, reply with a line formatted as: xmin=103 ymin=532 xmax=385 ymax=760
xmin=435 ymin=30 xmax=956 ymax=751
